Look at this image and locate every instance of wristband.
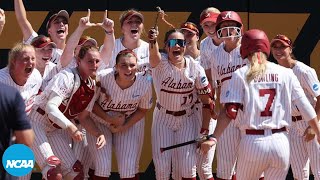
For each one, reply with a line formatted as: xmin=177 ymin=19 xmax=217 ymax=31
xmin=72 ymin=129 xmax=80 ymax=135
xmin=208 ymin=136 xmax=217 ymax=143
xmin=105 ymin=30 xmax=114 ymax=35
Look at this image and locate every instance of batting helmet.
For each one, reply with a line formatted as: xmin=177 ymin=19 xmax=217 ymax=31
xmin=216 ymin=11 xmax=243 ymax=39
xmin=240 ymin=29 xmax=270 ymax=59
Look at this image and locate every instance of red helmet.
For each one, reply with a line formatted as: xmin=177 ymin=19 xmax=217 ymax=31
xmin=240 ymin=29 xmax=270 ymax=59
xmin=215 ymin=11 xmax=243 ymax=38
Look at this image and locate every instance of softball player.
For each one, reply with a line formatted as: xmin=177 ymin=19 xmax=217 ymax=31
xmin=148 ymin=28 xmax=214 ymax=180
xmin=98 ymin=9 xmax=150 ymax=76
xmin=201 ymin=29 xmax=320 ymax=180
xmin=211 ymin=11 xmax=246 ymax=180
xmin=271 ymin=34 xmax=320 ymax=180
xmin=58 ymin=10 xmax=116 ymax=179
xmin=179 ymin=21 xmax=217 ymax=180
xmin=29 ymin=46 xmax=105 ymax=180
xmin=199 ymin=7 xmax=222 ymax=82
xmin=0 ymin=43 xmax=42 ymax=115
xmin=14 ymin=0 xmax=69 ymax=65
xmin=88 ymin=49 xmax=153 ymax=179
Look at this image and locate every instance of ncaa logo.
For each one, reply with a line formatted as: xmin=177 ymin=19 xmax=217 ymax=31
xmin=2 ymin=144 xmax=35 ymax=176
xmin=313 ymin=83 xmax=319 ymax=91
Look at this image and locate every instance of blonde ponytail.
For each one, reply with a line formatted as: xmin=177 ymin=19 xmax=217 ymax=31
xmin=246 ymin=52 xmax=267 ymax=82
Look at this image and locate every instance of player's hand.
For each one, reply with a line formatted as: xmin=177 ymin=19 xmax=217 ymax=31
xmin=96 ymin=10 xmax=114 ymax=33
xmin=303 ymin=126 xmax=316 ymax=142
xmin=67 ymin=124 xmax=83 ymax=142
xmin=0 ymin=8 xmax=5 ymax=26
xmin=109 ymin=124 xmax=123 ymax=133
xmin=96 ymin=134 xmax=106 ymax=149
xmin=79 ymin=9 xmax=96 ymax=30
xmin=110 ymin=113 xmax=125 ymax=127
xmin=200 ymin=140 xmax=216 ymax=154
xmin=148 ymin=27 xmax=159 ymax=42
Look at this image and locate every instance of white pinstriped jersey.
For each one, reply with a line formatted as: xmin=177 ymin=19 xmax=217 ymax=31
xmin=98 ymin=38 xmax=150 ymax=74
xmin=221 ymin=62 xmax=316 ymax=130
xmin=0 ymin=67 xmax=42 ymax=114
xmin=152 ymin=56 xmax=209 ymax=111
xmin=40 ymin=61 xmax=62 ymax=91
xmin=35 ymin=68 xmax=96 ymax=113
xmin=91 ymin=69 xmax=153 ymax=124
xmin=291 ymin=61 xmax=320 ymax=116
xmin=200 ymin=37 xmax=219 ymax=70
xmin=210 ymin=43 xmax=248 ymax=93
xmin=23 ymin=31 xmax=62 ymax=64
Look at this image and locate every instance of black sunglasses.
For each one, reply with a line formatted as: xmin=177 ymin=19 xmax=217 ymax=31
xmin=166 ymin=39 xmax=186 ymax=47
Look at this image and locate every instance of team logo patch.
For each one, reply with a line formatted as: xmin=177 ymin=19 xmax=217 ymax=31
xmin=2 ymin=144 xmax=35 ymax=176
xmin=313 ymin=84 xmax=319 ymax=91
xmin=147 ymin=75 xmax=153 ymax=82
xmin=201 ymin=76 xmax=207 ymax=84
xmin=226 ymin=90 xmax=230 ymax=97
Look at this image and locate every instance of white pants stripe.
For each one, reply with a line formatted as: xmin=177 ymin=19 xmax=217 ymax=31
xmin=289 ymin=124 xmax=320 ymax=180
xmin=216 ymin=120 xmax=240 ymax=179
xmin=152 ymin=108 xmax=198 ymax=180
xmin=29 ymin=109 xmax=78 ymax=176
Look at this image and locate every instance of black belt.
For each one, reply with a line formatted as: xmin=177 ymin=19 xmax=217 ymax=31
xmin=245 ymin=127 xmax=287 ymax=135
xmin=292 ymin=116 xmax=302 ymax=122
xmin=156 ymin=103 xmax=195 ymax=117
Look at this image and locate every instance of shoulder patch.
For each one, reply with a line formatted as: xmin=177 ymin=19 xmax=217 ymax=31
xmin=313 ymin=83 xmax=319 ymax=91
xmin=226 ymin=90 xmax=230 ymax=97
xmin=201 ymin=76 xmax=207 ymax=84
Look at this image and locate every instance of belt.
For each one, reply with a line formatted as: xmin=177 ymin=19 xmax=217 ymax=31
xmin=245 ymin=127 xmax=287 ymax=135
xmin=36 ymin=108 xmax=62 ymax=129
xmin=292 ymin=116 xmax=302 ymax=122
xmin=156 ymin=103 xmax=195 ymax=117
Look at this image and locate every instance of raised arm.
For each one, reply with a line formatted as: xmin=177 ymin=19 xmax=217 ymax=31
xmin=97 ymin=10 xmax=115 ymax=65
xmin=0 ymin=9 xmax=5 ymax=36
xmin=59 ymin=9 xmax=96 ymax=68
xmin=148 ymin=27 xmax=161 ymax=68
xmin=14 ymin=0 xmax=35 ymax=41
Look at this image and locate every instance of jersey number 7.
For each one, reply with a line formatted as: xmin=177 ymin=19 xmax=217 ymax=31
xmin=259 ymin=88 xmax=276 ymax=117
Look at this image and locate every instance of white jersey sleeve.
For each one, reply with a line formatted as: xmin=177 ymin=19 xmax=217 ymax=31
xmin=23 ymin=31 xmax=38 ymax=44
xmin=195 ymin=64 xmax=209 ymax=89
xmin=290 ymin=70 xmax=317 ymax=121
xmin=45 ymin=69 xmax=74 ymax=100
xmin=138 ymin=78 xmax=153 ymax=110
xmin=294 ymin=61 xmax=320 ymax=99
